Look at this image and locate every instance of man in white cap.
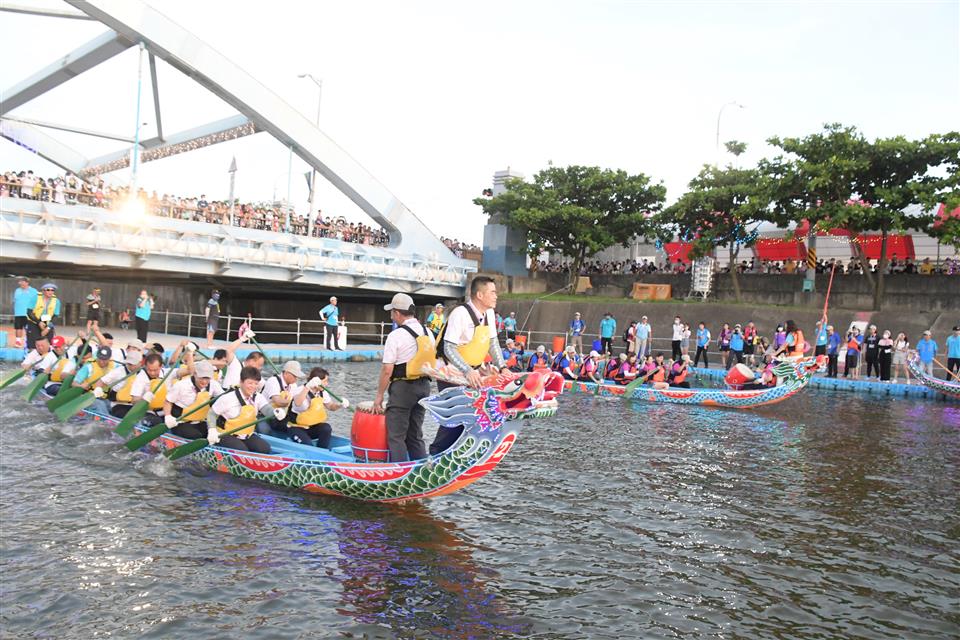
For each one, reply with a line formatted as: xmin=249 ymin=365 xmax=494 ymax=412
xmin=26 ymin=282 xmax=60 ymax=350
xmin=163 ymin=360 xmax=222 ymax=440
xmin=373 ymin=293 xmax=434 ymax=462
xmin=526 ymin=344 xmax=550 ymax=371
xmin=426 ymin=303 xmax=446 ymax=337
xmin=319 ymin=296 xmax=341 ymax=350
xmin=260 ymin=360 xmax=306 ymax=435
xmin=558 ymin=344 xmax=582 ymax=380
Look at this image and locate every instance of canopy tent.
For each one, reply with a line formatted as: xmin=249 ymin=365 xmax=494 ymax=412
xmin=854 ymin=234 xmax=915 ymax=260
xmin=753 ymin=238 xmax=806 ymax=261
xmin=662 ymin=242 xmax=693 ymax=265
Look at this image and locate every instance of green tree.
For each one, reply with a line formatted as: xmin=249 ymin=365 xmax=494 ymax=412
xmin=660 ymin=161 xmax=768 ymax=301
xmin=474 ymin=165 xmax=666 ymax=288
xmin=724 ymin=140 xmax=748 ymax=158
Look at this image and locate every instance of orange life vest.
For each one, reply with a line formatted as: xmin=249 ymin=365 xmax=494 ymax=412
xmin=788 ymin=330 xmax=805 ymax=356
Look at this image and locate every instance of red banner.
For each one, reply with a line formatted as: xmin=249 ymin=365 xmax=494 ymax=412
xmin=753 ymin=238 xmax=806 ymax=261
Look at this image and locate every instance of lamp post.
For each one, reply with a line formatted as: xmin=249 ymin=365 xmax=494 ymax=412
xmin=715 ymin=101 xmax=745 ymax=165
xmin=298 ymin=73 xmax=322 ymax=238
xmin=130 ymin=42 xmax=146 ymax=197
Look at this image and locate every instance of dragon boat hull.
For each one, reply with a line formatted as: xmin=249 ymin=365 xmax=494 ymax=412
xmin=34 ymin=369 xmax=563 ymax=503
xmin=560 ymin=358 xmax=819 ymax=409
xmin=908 ymin=356 xmax=960 ymax=399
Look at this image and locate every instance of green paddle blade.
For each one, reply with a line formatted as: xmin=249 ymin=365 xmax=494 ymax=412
xmin=0 ymin=368 xmax=27 ymax=390
xmin=125 ymin=423 xmax=170 ymax=451
xmin=52 ymin=374 xmax=75 ymax=398
xmin=46 ymin=386 xmax=85 ymax=411
xmin=164 ymin=437 xmax=211 ymax=461
xmin=53 ymin=392 xmax=97 ymax=422
xmin=624 ymin=376 xmax=646 ymax=396
xmin=23 ymin=373 xmax=49 ymax=401
xmin=114 ymin=401 xmax=150 ymax=437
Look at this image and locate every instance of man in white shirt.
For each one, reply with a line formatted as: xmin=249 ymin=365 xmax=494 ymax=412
xmin=96 ymin=351 xmax=144 ymax=417
xmin=20 ymin=336 xmax=57 ymax=374
xmin=222 ymin=332 xmax=263 ymax=388
xmin=671 ymin=315 xmax=685 ymax=361
xmin=373 ymin=293 xmax=435 ymax=462
xmin=163 ymin=361 xmax=222 ymax=440
xmin=429 ymin=276 xmax=509 ymax=455
xmin=208 ymin=365 xmax=271 ymax=453
xmin=259 ymin=360 xmax=306 ymax=436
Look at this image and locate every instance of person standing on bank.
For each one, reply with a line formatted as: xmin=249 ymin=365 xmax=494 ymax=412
xmin=373 ymin=293 xmax=435 ymax=462
xmin=569 ymin=312 xmax=585 ymax=354
xmin=429 ymin=276 xmax=509 ymax=455
xmin=319 ymin=296 xmax=341 ymax=350
xmin=135 ymin=290 xmax=153 ymax=343
xmin=85 ymin=287 xmax=102 ymax=335
xmin=26 ymin=283 xmax=61 ymax=350
xmin=204 ymin=290 xmax=221 ymax=348
xmin=12 ymin=276 xmax=38 ymax=349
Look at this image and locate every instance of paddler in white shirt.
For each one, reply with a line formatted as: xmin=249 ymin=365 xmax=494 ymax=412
xmin=259 ymin=360 xmax=306 ymax=436
xmin=207 ymin=365 xmax=271 ymax=453
xmin=93 ymin=351 xmax=144 ymax=417
xmin=429 ymin=276 xmax=511 ymax=455
xmin=163 ymin=361 xmax=222 ymax=440
xmin=20 ymin=336 xmax=57 ymax=376
xmin=221 ymin=330 xmax=264 ymax=389
xmin=288 ymin=366 xmax=345 ymax=448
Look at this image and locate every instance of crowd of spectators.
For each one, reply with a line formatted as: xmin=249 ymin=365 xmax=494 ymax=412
xmin=1 ymin=169 xmax=389 ymax=246
xmin=441 ymin=237 xmax=481 ymax=257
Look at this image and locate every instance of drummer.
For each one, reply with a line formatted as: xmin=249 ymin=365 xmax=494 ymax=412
xmin=289 ymin=367 xmax=344 ymax=448
xmin=208 ymin=365 xmax=271 ymax=453
xmin=162 ymin=361 xmax=222 ymax=440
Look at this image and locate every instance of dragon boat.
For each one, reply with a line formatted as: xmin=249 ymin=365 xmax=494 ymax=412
xmin=34 ymin=368 xmax=565 ymax=503
xmin=561 ymin=357 xmax=821 ymax=409
xmin=907 ymin=355 xmax=960 ymax=399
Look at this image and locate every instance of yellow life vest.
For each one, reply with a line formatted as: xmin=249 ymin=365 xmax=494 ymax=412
xmin=147 ymin=373 xmax=169 ymax=410
xmin=437 ymin=305 xmax=491 ymax=368
xmin=180 ymin=389 xmax=211 ymax=422
xmin=221 ymin=404 xmax=257 ymax=437
xmin=427 ymin=312 xmax=445 ymax=334
xmin=90 ymin=360 xmax=115 ymax=381
xmin=392 ymin=323 xmax=437 ymax=380
xmin=50 ymin=358 xmax=70 ymax=382
xmin=294 ymin=393 xmax=327 ymax=426
xmin=114 ymin=368 xmax=137 ymax=403
xmin=31 ymin=296 xmax=58 ymax=321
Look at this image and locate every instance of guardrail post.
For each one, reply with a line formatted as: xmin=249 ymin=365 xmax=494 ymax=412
xmin=187 ymin=312 xmax=192 ymax=338
xmin=226 ymin=314 xmax=232 ymax=339
xmin=380 ymin=322 xmax=386 ymax=345
xmin=296 ymin=318 xmax=301 ymax=344
xmin=164 ymin=309 xmax=169 ymax=334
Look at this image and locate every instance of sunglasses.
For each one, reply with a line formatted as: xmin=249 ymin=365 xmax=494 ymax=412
xmin=42 ymin=288 xmax=55 ymax=291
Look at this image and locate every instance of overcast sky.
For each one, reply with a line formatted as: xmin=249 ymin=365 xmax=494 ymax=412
xmin=1 ymin=0 xmax=957 ymax=244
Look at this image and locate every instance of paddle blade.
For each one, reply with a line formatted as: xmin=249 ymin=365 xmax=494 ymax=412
xmin=164 ymin=438 xmax=210 ymax=461
xmin=0 ymin=368 xmax=27 ymax=390
xmin=53 ymin=374 xmax=75 ymax=398
xmin=114 ymin=401 xmax=149 ymax=437
xmin=125 ymin=424 xmax=169 ymax=451
xmin=624 ymin=377 xmax=645 ymax=396
xmin=46 ymin=386 xmax=85 ymax=411
xmin=54 ymin=392 xmax=96 ymax=422
xmin=22 ymin=373 xmax=49 ymax=401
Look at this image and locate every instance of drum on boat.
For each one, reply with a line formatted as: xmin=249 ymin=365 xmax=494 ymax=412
xmin=725 ymin=363 xmax=755 ymax=389
xmin=350 ymin=401 xmax=389 ymax=462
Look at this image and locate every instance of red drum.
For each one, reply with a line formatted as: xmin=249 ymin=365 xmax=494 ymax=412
xmin=351 ymin=401 xmax=389 ymax=462
xmin=725 ymin=363 xmax=755 ymax=389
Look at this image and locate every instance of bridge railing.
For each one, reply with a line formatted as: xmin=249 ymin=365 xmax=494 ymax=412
xmin=0 ymin=203 xmax=474 ymax=288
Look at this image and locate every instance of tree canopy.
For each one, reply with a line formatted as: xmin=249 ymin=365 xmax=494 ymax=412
xmin=475 ymin=165 xmax=666 ymax=287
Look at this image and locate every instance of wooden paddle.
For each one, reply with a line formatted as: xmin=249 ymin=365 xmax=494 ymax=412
xmin=0 ymin=369 xmax=27 ymax=391
xmin=933 ymin=357 xmax=960 ymax=383
xmin=53 ymin=367 xmax=143 ymax=422
xmin=114 ymin=356 xmax=184 ymax=437
xmin=124 ymin=389 xmax=233 ymax=451
xmin=247 ymin=336 xmax=281 ymax=374
xmin=164 ymin=415 xmax=272 ymax=461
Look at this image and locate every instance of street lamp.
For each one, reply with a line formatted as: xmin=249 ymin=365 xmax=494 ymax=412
xmin=715 ymin=101 xmax=745 ymax=164
xmin=298 ymin=73 xmax=322 ymax=238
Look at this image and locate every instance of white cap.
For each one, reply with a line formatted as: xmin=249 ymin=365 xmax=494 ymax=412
xmin=194 ymin=361 xmax=215 ymax=379
xmin=536 ymin=345 xmax=545 ymax=353
xmin=566 ymin=345 xmax=576 ymax=353
xmin=283 ymin=360 xmax=306 ymax=378
xmin=384 ymin=293 xmax=414 ymax=312
xmin=589 ymin=350 xmax=599 ymax=358
xmin=124 ymin=351 xmax=142 ymax=366
xmin=126 ymin=339 xmax=145 ymax=351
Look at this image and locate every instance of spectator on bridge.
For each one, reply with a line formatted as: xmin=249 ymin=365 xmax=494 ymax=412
xmin=205 ymin=290 xmax=221 ymax=349
xmin=135 ymin=290 xmax=153 ymax=343
xmin=12 ymin=276 xmax=38 ymax=349
xmin=319 ymin=296 xmax=341 ymax=351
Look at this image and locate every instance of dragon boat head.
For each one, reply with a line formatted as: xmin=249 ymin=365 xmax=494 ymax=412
xmin=772 ymin=356 xmax=822 ymax=382
xmin=419 ymin=369 xmax=564 ymax=433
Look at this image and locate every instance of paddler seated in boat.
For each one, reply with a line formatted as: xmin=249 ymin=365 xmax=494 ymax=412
xmin=557 ymin=345 xmax=582 ymax=381
xmin=527 ymin=345 xmax=550 ymax=371
xmin=72 ymin=345 xmax=115 ymax=392
xmin=741 ymin=354 xmax=778 ymax=389
xmin=162 ymin=361 xmax=222 ymax=440
xmin=577 ymin=350 xmax=603 ymax=384
xmin=641 ymin=353 xmax=670 ymax=389
xmin=669 ymin=355 xmax=691 ymax=388
xmin=41 ymin=335 xmax=77 ymax=396
xmin=288 ymin=367 xmax=344 ymax=448
xmin=605 ymin=353 xmax=626 ymax=381
xmin=207 ymin=365 xmax=271 ymax=454
xmin=130 ymin=350 xmax=190 ymax=426
xmin=93 ymin=351 xmax=144 ymax=417
xmin=258 ymin=360 xmax=307 ymax=437
xmin=20 ymin=335 xmax=57 ymax=377
xmin=428 ymin=275 xmax=511 ymax=455
xmin=502 ymin=339 xmax=524 ymax=372
xmin=614 ymin=353 xmax=639 ymax=385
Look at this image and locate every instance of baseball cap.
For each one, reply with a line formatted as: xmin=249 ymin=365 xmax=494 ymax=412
xmin=589 ymin=350 xmax=599 ymax=358
xmin=124 ymin=351 xmax=142 ymax=366
xmin=16 ymin=275 xmax=29 ymax=282
xmin=194 ymin=361 xmax=215 ymax=379
xmin=619 ymin=353 xmax=628 ymax=361
xmin=41 ymin=282 xmax=57 ymax=291
xmin=283 ymin=360 xmax=305 ymax=379
xmin=566 ymin=345 xmax=576 ymax=353
xmin=96 ymin=346 xmax=112 ymax=360
xmin=383 ymin=293 xmax=414 ymax=312
xmin=126 ymin=339 xmax=145 ymax=351
xmin=435 ymin=303 xmax=444 ymax=309
xmin=536 ymin=345 xmax=545 ymax=353
xmin=51 ymin=336 xmax=66 ymax=348
xmin=953 ymin=325 xmax=959 ymax=331
xmin=923 ymin=330 xmax=931 ymax=335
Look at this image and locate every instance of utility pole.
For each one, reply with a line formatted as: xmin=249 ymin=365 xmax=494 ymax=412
xmin=227 ymin=156 xmax=237 ymax=227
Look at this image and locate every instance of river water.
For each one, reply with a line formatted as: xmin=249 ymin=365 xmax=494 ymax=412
xmin=1 ymin=363 xmax=958 ymax=639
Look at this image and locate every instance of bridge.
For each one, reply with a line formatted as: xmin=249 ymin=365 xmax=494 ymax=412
xmin=0 ymin=0 xmax=474 ymax=298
